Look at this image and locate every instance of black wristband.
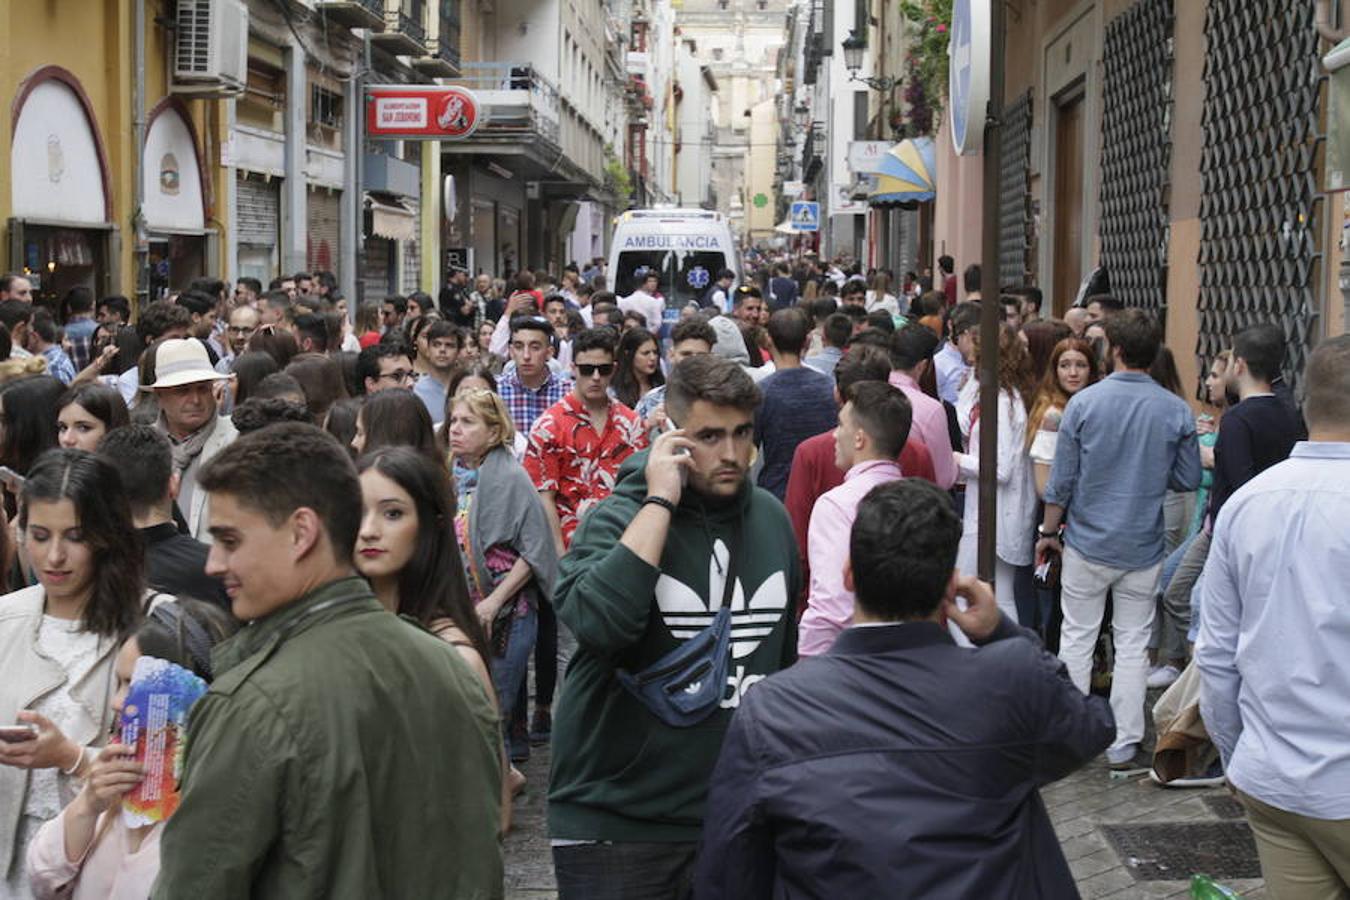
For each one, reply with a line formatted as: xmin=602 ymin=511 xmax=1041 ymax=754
xmin=642 ymin=495 xmax=677 ymax=515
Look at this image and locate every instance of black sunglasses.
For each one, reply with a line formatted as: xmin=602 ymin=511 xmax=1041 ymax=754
xmin=576 ymin=363 xmax=616 ymax=377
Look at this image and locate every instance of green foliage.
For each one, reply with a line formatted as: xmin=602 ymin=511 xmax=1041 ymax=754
xmin=898 ymin=0 xmax=953 ymax=132
xmin=603 ymin=144 xmax=633 ymax=206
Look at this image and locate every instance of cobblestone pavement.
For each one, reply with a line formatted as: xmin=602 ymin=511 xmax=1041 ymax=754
xmin=504 ymin=705 xmax=1267 ymax=899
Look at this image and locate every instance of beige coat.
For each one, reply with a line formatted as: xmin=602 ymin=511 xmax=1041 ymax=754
xmin=182 ymin=415 xmax=239 ymax=543
xmin=0 ymin=586 xmax=118 ymax=881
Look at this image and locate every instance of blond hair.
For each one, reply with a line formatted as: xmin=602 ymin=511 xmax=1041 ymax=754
xmin=441 ymin=388 xmax=516 ymax=460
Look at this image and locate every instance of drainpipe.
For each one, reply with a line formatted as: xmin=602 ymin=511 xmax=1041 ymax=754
xmin=1316 ymin=0 xmax=1347 ymax=46
xmin=133 ymin=0 xmax=147 ymax=303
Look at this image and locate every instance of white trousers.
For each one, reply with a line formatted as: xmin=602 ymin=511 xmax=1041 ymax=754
xmin=1057 ymin=545 xmax=1162 ymax=755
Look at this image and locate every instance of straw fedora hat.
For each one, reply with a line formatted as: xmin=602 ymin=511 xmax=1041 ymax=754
xmin=149 ymin=339 xmax=229 ymax=390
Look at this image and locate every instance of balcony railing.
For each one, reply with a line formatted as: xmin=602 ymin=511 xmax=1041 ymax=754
xmin=449 ymin=63 xmax=561 ymax=146
xmin=412 ymin=34 xmax=460 ymax=76
xmin=371 ymin=2 xmax=427 ymax=56
xmin=315 ymin=0 xmax=385 ymax=30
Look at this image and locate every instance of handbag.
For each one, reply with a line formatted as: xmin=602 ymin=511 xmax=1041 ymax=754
xmin=616 ymin=538 xmax=738 ymax=728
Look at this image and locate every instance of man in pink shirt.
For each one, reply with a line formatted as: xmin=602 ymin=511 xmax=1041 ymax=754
xmin=888 ymin=323 xmax=957 ymax=489
xmin=799 ymin=381 xmax=914 ymax=655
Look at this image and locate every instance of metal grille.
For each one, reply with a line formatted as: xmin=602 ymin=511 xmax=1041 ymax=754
xmin=1099 ymin=0 xmax=1173 ymax=324
xmin=236 ymin=172 xmax=279 ymax=247
xmin=998 ymin=90 xmax=1033 ymax=289
xmin=306 ymin=186 xmax=342 ymax=275
xmin=1198 ymin=0 xmax=1324 ymax=392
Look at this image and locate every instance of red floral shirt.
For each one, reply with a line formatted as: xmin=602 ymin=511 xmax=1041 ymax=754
xmin=524 ymin=392 xmax=648 ymax=547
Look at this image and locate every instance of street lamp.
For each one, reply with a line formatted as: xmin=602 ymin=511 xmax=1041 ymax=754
xmin=842 ymin=29 xmax=894 ymax=92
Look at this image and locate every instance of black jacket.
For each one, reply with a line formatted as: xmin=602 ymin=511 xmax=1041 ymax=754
xmin=694 ymin=617 xmax=1114 ymax=899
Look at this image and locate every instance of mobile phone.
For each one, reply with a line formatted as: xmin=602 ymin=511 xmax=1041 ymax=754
xmin=665 ymin=415 xmax=690 ymax=484
xmin=0 ymin=466 xmax=25 ymax=492
xmin=0 ymin=724 xmax=38 ymax=743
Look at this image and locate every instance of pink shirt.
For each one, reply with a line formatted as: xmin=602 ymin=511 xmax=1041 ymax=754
xmin=28 ymin=807 xmax=162 ymax=900
xmin=798 ymin=459 xmax=905 ymax=656
xmin=889 ymin=371 xmax=956 ymax=489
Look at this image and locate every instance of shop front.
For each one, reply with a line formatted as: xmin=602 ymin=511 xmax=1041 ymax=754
xmin=8 ymin=68 xmax=117 ymax=308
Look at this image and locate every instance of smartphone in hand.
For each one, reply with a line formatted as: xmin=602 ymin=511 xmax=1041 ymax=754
xmin=0 ymin=724 xmax=38 ymax=743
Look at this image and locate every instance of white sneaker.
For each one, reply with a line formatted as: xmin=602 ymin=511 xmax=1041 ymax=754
xmin=1147 ymin=664 xmax=1181 ymax=689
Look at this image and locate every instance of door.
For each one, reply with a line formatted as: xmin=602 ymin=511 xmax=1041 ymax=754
xmin=1052 ymin=95 xmax=1084 ymax=317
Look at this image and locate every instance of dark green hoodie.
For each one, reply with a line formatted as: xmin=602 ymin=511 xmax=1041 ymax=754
xmin=548 ymin=449 xmax=801 ymax=843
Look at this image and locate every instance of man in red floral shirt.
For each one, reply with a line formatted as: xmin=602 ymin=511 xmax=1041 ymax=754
xmin=525 ymin=327 xmax=648 ymax=554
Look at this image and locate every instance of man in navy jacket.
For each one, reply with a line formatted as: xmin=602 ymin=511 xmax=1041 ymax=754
xmin=695 ymin=479 xmax=1114 ymax=899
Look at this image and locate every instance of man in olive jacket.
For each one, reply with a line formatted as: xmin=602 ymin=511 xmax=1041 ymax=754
xmin=152 ymin=423 xmax=502 ymax=899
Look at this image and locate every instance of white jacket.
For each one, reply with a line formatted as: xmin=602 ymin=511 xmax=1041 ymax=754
xmin=954 ymin=388 xmax=1038 ymax=569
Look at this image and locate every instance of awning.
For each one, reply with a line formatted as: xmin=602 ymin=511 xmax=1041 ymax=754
xmin=367 ymin=193 xmax=416 ymax=242
xmin=869 ymin=136 xmax=937 ymax=206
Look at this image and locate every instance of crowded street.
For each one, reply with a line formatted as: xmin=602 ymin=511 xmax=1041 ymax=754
xmin=0 ymin=0 xmax=1347 ymax=898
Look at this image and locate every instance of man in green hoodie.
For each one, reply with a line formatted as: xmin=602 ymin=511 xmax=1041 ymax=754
xmin=549 ymin=354 xmax=801 ymax=899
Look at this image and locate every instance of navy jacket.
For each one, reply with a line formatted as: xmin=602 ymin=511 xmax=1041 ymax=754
xmin=694 ymin=617 xmax=1114 ymax=899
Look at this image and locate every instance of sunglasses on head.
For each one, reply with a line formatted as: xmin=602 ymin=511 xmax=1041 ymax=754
xmin=576 ymin=363 xmax=616 ymax=377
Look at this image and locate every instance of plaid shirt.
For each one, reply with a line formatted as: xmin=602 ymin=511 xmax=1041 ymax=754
xmin=498 ymin=368 xmax=574 ymax=437
xmin=42 ymin=344 xmax=77 ymax=384
xmin=524 ymin=393 xmax=647 ymax=547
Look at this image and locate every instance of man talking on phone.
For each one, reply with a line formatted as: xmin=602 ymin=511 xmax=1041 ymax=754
xmin=697 ymin=479 xmax=1114 ymax=898
xmin=548 ymin=355 xmax=801 ymax=899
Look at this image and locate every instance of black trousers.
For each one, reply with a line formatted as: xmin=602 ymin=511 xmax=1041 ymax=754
xmin=553 ymin=842 xmax=697 ymax=900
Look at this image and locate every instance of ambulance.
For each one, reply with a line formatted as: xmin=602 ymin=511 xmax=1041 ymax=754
xmin=607 ymin=209 xmax=739 ymax=327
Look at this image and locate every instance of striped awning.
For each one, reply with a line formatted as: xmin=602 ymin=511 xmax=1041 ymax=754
xmin=869 ymin=137 xmax=937 ymax=206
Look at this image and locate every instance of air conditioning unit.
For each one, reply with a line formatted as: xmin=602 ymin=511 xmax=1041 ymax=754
xmin=172 ymin=0 xmax=248 ymax=97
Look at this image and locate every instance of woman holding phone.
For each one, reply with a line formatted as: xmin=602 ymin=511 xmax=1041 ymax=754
xmin=25 ymin=600 xmax=236 ymax=899
xmin=0 ymin=450 xmax=145 ymax=899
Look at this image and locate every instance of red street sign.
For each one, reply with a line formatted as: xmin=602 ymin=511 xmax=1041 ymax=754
xmin=366 ymin=85 xmax=482 ymax=140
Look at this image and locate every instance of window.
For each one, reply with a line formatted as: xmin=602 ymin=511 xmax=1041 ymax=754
xmin=311 ymin=85 xmax=343 ymax=130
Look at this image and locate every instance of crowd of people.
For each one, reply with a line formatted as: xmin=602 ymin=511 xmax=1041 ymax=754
xmin=0 ymin=253 xmax=1344 ymax=899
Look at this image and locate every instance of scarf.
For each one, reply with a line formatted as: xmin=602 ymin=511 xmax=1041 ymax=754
xmin=158 ymin=412 xmax=218 ymax=476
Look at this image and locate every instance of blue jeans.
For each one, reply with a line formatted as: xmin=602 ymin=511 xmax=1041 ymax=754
xmin=491 ymin=603 xmax=537 ymax=755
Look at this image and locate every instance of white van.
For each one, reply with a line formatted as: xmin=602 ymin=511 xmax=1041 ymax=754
xmin=607 ymin=209 xmax=739 ymax=328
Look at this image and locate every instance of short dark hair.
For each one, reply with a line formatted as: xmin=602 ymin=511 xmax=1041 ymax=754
xmin=236 ymin=277 xmax=262 ymax=295
xmin=810 ymin=298 xmax=838 ymax=324
xmin=718 ymin=268 xmax=735 ymax=281
xmin=231 ymin=397 xmax=313 ymax=434
xmin=665 ymin=354 xmax=761 ymax=422
xmin=96 ymin=425 xmax=172 ymax=517
xmin=938 ymin=255 xmax=954 ymax=275
xmin=254 ymin=372 xmax=305 ymax=401
xmin=189 ymin=278 xmax=227 ymax=300
xmin=97 ymin=295 xmax=132 ymax=322
xmin=848 ymin=329 xmax=889 ymax=351
xmin=293 ymin=313 xmax=329 ymax=352
xmin=822 ymin=313 xmax=852 ymax=349
xmin=30 ymin=307 xmax=60 ymax=344
xmin=1085 ymin=293 xmax=1124 ymax=314
xmin=424 ymin=319 xmax=462 ymax=346
xmin=766 ymin=308 xmax=811 ymax=356
xmin=508 ymin=314 xmax=555 ymax=341
xmin=1304 ymin=333 xmax=1350 ymax=430
xmin=671 ymin=319 xmax=716 ymax=348
xmin=850 ymin=479 xmax=962 ymax=620
xmin=840 ymin=279 xmax=866 ymax=299
xmin=963 ymin=264 xmax=981 ymax=294
xmin=65 ymin=286 xmax=95 ymax=315
xmin=199 ymin=423 xmax=363 ymax=560
xmin=293 ymin=271 xmax=313 ymax=284
xmin=865 ymin=310 xmax=895 ymax=334
xmin=732 ymin=285 xmax=762 ymax=306
xmin=174 ymin=290 xmax=215 ymax=318
xmin=848 ymin=381 xmax=913 ymax=458
xmin=1010 ymin=285 xmax=1043 ymax=311
xmin=544 ymin=294 xmax=568 ymax=311
xmin=890 ymin=323 xmax=940 ymax=370
xmin=572 ymin=326 xmax=618 ymax=358
xmin=137 ymin=300 xmax=193 ymax=343
xmin=835 ymin=345 xmax=892 ymax=393
xmin=355 ymin=341 xmax=413 ymax=394
xmin=1232 ymin=322 xmax=1285 ymax=383
xmin=382 ymin=295 xmax=408 ymax=315
xmin=1103 ymin=308 xmax=1162 ymax=369
xmin=261 ymin=291 xmax=293 ymax=318
xmin=0 ymin=299 xmax=33 ymax=333
xmin=840 ymin=305 xmax=868 ymax=324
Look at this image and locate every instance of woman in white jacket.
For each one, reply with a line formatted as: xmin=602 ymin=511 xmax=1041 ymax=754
xmin=953 ymin=325 xmax=1039 ymax=622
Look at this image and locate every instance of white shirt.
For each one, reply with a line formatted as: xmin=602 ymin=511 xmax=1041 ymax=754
xmin=619 ymin=290 xmax=666 ymax=333
xmin=1196 ymin=442 xmax=1350 ymax=819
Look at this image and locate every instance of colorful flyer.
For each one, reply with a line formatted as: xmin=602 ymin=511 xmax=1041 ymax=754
xmin=119 ymin=656 xmax=207 ymax=828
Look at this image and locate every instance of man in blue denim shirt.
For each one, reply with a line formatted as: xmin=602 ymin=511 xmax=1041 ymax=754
xmin=1035 ymin=309 xmax=1201 ymax=772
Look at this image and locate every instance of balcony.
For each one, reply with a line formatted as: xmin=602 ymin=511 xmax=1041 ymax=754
xmin=315 ymin=0 xmax=385 ymax=29
xmin=371 ymin=3 xmax=427 ymax=57
xmin=444 ymin=63 xmax=561 ymax=148
xmin=412 ymin=35 xmax=460 ymax=77
xmin=626 ymin=51 xmax=649 ymax=78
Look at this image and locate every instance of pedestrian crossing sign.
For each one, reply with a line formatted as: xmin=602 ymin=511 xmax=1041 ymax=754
xmin=790 ymin=201 xmax=820 ymax=232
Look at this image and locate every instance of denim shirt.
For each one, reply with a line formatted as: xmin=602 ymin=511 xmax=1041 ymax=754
xmin=1043 ymin=372 xmax=1201 ymax=570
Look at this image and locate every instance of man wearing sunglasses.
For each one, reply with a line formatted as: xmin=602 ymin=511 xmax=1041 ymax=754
xmin=524 ymin=327 xmax=648 ymax=557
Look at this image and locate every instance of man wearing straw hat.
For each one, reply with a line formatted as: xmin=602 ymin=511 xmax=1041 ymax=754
xmin=150 ymin=338 xmax=237 ymax=542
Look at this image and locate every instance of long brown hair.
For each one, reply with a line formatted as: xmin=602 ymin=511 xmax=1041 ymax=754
xmin=1026 ymin=337 xmax=1101 ymax=450
xmin=974 ymin=324 xmax=1036 ymax=411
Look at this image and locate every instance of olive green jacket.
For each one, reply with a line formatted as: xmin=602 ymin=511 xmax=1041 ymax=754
xmin=151 ymin=577 xmax=503 ymax=899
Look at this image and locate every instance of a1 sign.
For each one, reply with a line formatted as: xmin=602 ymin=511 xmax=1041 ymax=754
xmin=366 ymin=85 xmax=482 ymax=140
